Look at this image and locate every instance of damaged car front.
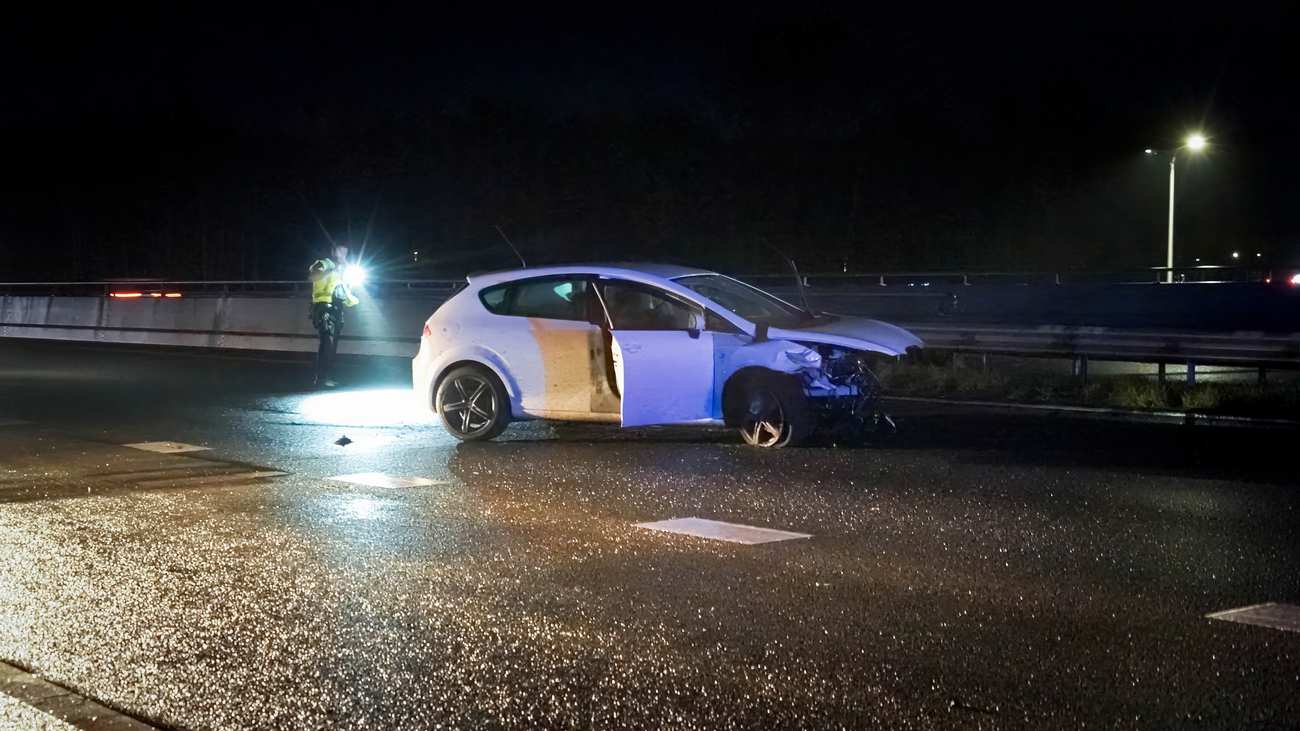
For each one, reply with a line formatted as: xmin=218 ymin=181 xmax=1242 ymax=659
xmin=672 ymin=272 xmax=923 ymax=446
xmin=800 ymin=343 xmax=893 ymax=437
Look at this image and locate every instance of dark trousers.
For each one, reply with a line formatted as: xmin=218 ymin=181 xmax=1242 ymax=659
xmin=312 ymin=303 xmax=343 ymax=383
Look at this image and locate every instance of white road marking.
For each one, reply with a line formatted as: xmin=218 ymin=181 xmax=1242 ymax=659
xmin=634 ymin=517 xmax=812 ymax=545
xmin=0 ymin=418 xmax=30 ymax=427
xmin=1206 ymin=602 xmax=1300 ymax=633
xmin=123 ymin=441 xmax=210 ymax=454
xmin=0 ymin=660 xmax=156 ymax=729
xmin=328 ymin=472 xmax=445 ymax=489
xmin=137 ymin=470 xmax=288 ymax=488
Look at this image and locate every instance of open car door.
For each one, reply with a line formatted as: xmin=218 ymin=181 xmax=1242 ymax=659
xmin=612 ymin=331 xmax=714 ymax=426
xmin=599 ymin=279 xmax=715 ymax=427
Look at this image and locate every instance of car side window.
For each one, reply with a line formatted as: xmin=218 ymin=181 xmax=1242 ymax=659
xmin=479 ymin=285 xmax=509 ymax=314
xmin=485 ymin=277 xmax=591 ymax=321
xmin=705 ymin=310 xmax=743 ymax=334
xmin=601 ymin=280 xmax=700 ymax=331
xmin=511 ymin=278 xmax=590 ymax=320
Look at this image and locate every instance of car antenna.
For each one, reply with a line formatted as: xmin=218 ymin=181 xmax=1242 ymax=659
xmin=765 ymin=244 xmax=816 ymax=318
xmin=494 ymin=225 xmax=527 ymax=268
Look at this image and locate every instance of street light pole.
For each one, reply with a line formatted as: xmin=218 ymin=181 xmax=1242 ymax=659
xmin=1166 ymin=153 xmax=1176 ymax=283
xmin=1148 ymin=133 xmax=1206 ymax=284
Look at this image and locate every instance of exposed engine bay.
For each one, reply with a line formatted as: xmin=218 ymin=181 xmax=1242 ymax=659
xmin=795 ymin=344 xmax=893 ymax=435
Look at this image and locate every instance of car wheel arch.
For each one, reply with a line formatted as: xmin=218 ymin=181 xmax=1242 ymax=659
xmin=432 ymin=359 xmax=515 ymax=411
xmin=720 ymin=366 xmax=805 ymax=427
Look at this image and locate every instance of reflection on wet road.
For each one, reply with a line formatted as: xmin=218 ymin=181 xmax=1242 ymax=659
xmin=0 ymin=340 xmax=1297 ymax=728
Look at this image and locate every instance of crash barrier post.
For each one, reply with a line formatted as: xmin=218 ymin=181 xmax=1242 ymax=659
xmin=1072 ymin=355 xmax=1089 ymax=383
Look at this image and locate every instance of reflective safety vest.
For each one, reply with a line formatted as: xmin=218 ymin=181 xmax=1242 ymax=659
xmin=308 ymin=259 xmax=359 ymax=306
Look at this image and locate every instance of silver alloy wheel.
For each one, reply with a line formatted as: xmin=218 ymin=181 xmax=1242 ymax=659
xmin=740 ymin=389 xmax=788 ymax=447
xmin=440 ymin=374 xmax=497 ymax=437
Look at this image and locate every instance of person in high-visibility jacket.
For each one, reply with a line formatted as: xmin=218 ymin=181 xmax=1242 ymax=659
xmin=308 ymin=245 xmax=360 ymax=387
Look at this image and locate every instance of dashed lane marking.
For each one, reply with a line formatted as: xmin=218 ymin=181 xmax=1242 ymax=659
xmin=1206 ymin=602 xmax=1300 ymax=633
xmin=0 ymin=659 xmax=156 ymax=729
xmin=328 ymin=472 xmax=445 ymax=489
xmin=136 ymin=470 xmax=288 ymax=488
xmin=635 ymin=517 xmax=812 ymax=545
xmin=122 ymin=441 xmax=210 ymax=454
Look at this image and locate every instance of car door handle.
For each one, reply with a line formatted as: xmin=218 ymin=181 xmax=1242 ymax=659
xmin=623 ymin=343 xmax=642 ymax=353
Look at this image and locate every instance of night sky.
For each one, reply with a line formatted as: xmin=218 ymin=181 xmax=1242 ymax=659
xmin=3 ymin=6 xmax=1298 ymax=281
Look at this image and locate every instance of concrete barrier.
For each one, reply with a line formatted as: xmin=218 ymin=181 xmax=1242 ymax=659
xmin=3 ymin=291 xmax=1299 ymax=372
xmin=0 ymin=295 xmax=433 ymax=358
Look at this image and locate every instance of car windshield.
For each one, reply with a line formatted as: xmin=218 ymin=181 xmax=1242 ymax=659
xmin=672 ymin=274 xmax=811 ymax=328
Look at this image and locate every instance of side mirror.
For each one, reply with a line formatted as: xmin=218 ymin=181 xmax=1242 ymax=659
xmin=687 ymin=327 xmax=701 ymax=340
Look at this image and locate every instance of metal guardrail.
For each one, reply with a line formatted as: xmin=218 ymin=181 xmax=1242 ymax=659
xmin=907 ymin=323 xmax=1300 ymax=370
xmin=2 ymin=275 xmax=1298 ymax=371
xmin=0 ymin=263 xmax=1284 ymax=297
xmin=0 ymin=279 xmax=465 ymax=298
xmin=745 ymin=264 xmax=1277 ymax=288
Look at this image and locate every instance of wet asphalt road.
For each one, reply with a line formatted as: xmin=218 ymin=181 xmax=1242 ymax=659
xmin=0 ymin=339 xmax=1297 ymax=729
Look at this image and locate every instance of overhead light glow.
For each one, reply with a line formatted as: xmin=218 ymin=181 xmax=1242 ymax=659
xmin=1231 ymin=251 xmax=1240 ymax=259
xmin=1185 ymin=133 xmax=1207 ymax=152
xmin=1290 ymin=273 xmax=1300 ymax=287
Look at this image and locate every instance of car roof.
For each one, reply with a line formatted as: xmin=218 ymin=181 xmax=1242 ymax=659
xmin=466 ymin=262 xmax=716 ymax=286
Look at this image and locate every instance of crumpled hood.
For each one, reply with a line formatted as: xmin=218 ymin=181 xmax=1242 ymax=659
xmin=767 ymin=316 xmax=923 ymax=356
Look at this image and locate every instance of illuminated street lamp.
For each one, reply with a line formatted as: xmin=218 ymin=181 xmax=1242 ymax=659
xmin=1146 ymin=133 xmax=1209 ymax=283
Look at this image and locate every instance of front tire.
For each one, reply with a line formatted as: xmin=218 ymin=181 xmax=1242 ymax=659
xmin=435 ymin=366 xmax=510 ymax=441
xmin=736 ymin=373 xmax=815 ymax=448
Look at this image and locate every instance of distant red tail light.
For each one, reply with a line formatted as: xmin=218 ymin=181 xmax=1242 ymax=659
xmin=109 ymin=291 xmax=183 ymax=299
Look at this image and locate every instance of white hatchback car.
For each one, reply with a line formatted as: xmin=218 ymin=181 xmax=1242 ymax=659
xmin=413 ymin=264 xmax=922 ymax=447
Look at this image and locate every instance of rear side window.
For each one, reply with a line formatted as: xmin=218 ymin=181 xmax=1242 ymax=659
xmin=511 ymin=279 xmax=589 ymax=320
xmin=479 ymin=285 xmax=509 ymax=314
xmin=477 ymin=277 xmax=592 ymax=321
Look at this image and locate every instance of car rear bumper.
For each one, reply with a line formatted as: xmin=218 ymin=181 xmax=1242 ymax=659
xmin=412 ymin=341 xmax=438 ymax=414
